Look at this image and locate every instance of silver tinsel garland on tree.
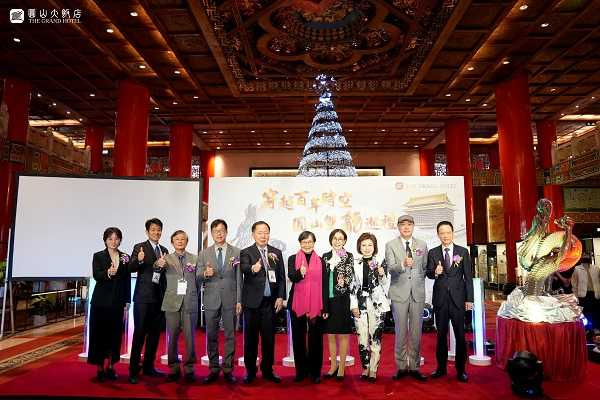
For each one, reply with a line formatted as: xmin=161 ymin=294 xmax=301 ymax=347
xmin=297 ymin=74 xmax=357 ymax=177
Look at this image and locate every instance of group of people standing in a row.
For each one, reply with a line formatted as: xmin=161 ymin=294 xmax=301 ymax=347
xmin=88 ymin=214 xmax=474 ymax=386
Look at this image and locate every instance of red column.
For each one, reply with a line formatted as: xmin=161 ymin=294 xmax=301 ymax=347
xmin=445 ymin=119 xmax=474 ymax=244
xmin=537 ymin=119 xmax=563 ymax=231
xmin=84 ymin=125 xmax=104 ymax=173
xmin=488 ymin=143 xmax=500 ymax=170
xmin=113 ymin=80 xmax=150 ymax=176
xmin=200 ymin=150 xmax=215 ymax=203
xmin=0 ymin=78 xmax=32 ymax=259
xmin=419 ymin=148 xmax=434 ymax=176
xmin=495 ymin=70 xmax=538 ymax=283
xmin=168 ymin=123 xmax=193 ymax=177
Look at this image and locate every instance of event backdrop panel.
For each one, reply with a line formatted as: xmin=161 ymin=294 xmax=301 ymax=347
xmin=10 ymin=176 xmax=201 ymax=279
xmin=208 ymin=176 xmax=466 ymax=301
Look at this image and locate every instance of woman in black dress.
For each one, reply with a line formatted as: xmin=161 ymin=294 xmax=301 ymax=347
xmin=288 ymin=230 xmax=329 ymax=383
xmin=88 ymin=227 xmax=131 ymax=382
xmin=322 ymin=228 xmax=354 ymax=380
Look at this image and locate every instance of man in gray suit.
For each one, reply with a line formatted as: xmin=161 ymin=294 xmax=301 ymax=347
xmin=198 ymin=219 xmax=242 ymax=384
xmin=159 ymin=230 xmax=200 ymax=383
xmin=385 ymin=215 xmax=428 ymax=381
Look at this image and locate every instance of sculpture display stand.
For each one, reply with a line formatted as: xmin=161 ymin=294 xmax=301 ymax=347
xmin=496 ymin=199 xmax=586 ymax=381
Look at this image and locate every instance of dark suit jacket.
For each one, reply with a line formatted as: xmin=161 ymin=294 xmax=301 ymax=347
xmin=240 ymin=244 xmax=286 ymax=309
xmin=128 ymin=240 xmax=169 ymax=304
xmin=425 ymin=244 xmax=474 ymax=309
xmin=91 ymin=249 xmax=131 ymax=307
xmin=287 ymin=253 xmax=329 ymax=315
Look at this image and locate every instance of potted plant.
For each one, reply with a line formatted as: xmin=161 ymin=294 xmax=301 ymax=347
xmin=30 ymin=296 xmax=53 ymax=326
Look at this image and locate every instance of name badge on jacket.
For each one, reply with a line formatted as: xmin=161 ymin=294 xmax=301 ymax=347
xmin=177 ymin=279 xmax=187 ymax=295
xmin=152 ymin=271 xmax=161 ymax=284
xmin=268 ymin=270 xmax=277 ymax=283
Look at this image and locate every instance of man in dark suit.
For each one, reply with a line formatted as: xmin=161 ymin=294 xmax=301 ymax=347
xmin=240 ymin=221 xmax=286 ymax=384
xmin=127 ymin=218 xmax=169 ymax=384
xmin=425 ymin=221 xmax=473 ymax=383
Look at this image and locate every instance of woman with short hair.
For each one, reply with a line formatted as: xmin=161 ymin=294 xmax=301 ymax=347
xmin=88 ymin=227 xmax=131 ymax=382
xmin=350 ymin=232 xmax=390 ymax=383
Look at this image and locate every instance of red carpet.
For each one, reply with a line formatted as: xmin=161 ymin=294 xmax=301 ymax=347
xmin=0 ymin=329 xmax=598 ymax=399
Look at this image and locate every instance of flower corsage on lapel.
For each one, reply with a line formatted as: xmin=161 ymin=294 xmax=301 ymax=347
xmin=452 ymin=254 xmax=462 ymax=267
xmin=412 ymin=246 xmax=424 ymax=257
xmin=267 ymin=252 xmax=278 ymax=265
xmin=368 ymin=259 xmax=378 ymax=270
xmin=230 ymin=256 xmax=240 ymax=268
xmin=185 ymin=263 xmax=196 ymax=273
xmin=120 ymin=253 xmax=130 ymax=264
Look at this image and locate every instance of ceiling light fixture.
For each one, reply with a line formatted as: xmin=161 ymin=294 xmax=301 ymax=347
xmin=413 ymin=129 xmax=418 ymax=132
xmin=430 ymin=128 xmax=435 ymax=132
xmin=130 ymin=11 xmax=138 ymax=17
xmin=421 ymin=137 xmax=426 ymax=140
xmin=66 ymin=111 xmax=71 ymax=114
xmin=483 ymin=103 xmax=488 ymax=106
xmin=154 ymin=107 xmax=159 ymax=110
xmin=403 ymin=141 xmax=408 ymax=145
xmin=502 ymin=59 xmax=510 ymax=65
xmin=216 ymin=146 xmax=221 ymax=150
xmin=445 ymin=93 xmax=451 ymax=97
xmin=374 ymin=141 xmax=379 ymax=145
xmin=172 ymin=101 xmax=178 ymax=105
xmin=251 ymin=130 xmax=256 ymax=133
xmin=519 ymin=4 xmax=528 ymax=11
xmin=285 ymin=142 xmax=290 ymax=145
xmin=466 ymin=98 xmax=471 ymax=102
xmin=380 ymin=129 xmax=386 ymax=132
xmin=550 ymin=88 xmax=556 ymax=92
xmin=348 ymin=129 xmax=353 ymax=132
xmin=174 ymin=70 xmax=181 ymax=75
xmin=13 ymin=37 xmax=21 ymax=43
xmin=413 ymin=145 xmax=418 ymax=148
xmin=51 ymin=102 xmax=56 ymax=106
xmin=89 ymin=93 xmax=95 ymax=97
xmin=193 ymin=95 xmax=199 ymax=99
xmin=541 ymin=23 xmax=550 ymax=28
xmin=257 ymin=142 xmax=261 ymax=146
xmin=202 ymin=131 xmax=207 ymax=134
xmin=139 ymin=64 xmax=146 ymax=69
xmin=467 ymin=66 xmax=474 ymax=71
xmin=218 ymin=130 xmax=223 ymax=133
xmin=106 ymin=28 xmax=114 ymax=33
xmin=37 ymin=93 xmax=42 ymax=97
xmin=283 ymin=130 xmax=288 ymax=133
xmin=227 ymin=143 xmax=232 ymax=146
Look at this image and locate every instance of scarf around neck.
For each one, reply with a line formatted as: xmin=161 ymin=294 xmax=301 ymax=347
xmin=292 ymin=249 xmax=323 ymax=318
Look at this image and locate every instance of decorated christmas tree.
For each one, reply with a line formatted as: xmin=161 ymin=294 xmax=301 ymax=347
xmin=297 ymin=74 xmax=357 ymax=177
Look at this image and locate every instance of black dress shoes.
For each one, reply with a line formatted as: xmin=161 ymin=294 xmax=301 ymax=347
xmin=324 ymin=367 xmax=338 ymax=379
xmin=224 ymin=372 xmax=237 ymax=383
xmin=368 ymin=376 xmax=377 ymax=383
xmin=430 ymin=370 xmax=447 ymax=379
xmin=457 ymin=372 xmax=468 ymax=382
xmin=96 ymin=370 xmax=106 ymax=382
xmin=144 ymin=368 xmax=166 ymax=378
xmin=410 ymin=370 xmax=428 ymax=381
xmin=243 ymin=374 xmax=256 ymax=384
xmin=128 ymin=374 xmax=139 ymax=384
xmin=263 ymin=373 xmax=281 ymax=383
xmin=294 ymin=375 xmax=306 ymax=383
xmin=393 ymin=369 xmax=408 ymax=380
xmin=166 ymin=372 xmax=181 ymax=382
xmin=312 ymin=376 xmax=321 ymax=384
xmin=203 ymin=371 xmax=219 ymax=384
xmin=105 ymin=368 xmax=118 ymax=381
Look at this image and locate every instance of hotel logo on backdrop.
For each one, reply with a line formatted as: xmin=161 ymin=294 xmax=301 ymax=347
xmin=10 ymin=8 xmax=82 ymax=24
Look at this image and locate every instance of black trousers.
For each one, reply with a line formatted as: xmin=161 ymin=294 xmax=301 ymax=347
xmin=434 ymin=298 xmax=467 ymax=374
xmin=291 ymin=312 xmax=324 ymax=379
xmin=243 ymin=296 xmax=276 ymax=376
xmin=129 ymin=302 xmax=163 ymax=374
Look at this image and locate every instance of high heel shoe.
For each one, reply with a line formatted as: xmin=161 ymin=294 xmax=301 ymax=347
xmin=336 ymin=373 xmax=345 ymax=381
xmin=324 ymin=367 xmax=338 ymax=379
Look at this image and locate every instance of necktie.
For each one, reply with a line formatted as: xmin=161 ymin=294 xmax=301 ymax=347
xmin=178 ymin=255 xmax=185 ymax=276
xmin=444 ymin=247 xmax=451 ymax=270
xmin=217 ymin=247 xmax=224 ymax=275
xmin=405 ymin=241 xmax=412 ymax=258
xmin=261 ymin=248 xmax=271 ymax=297
xmin=154 ymin=245 xmax=161 ymax=259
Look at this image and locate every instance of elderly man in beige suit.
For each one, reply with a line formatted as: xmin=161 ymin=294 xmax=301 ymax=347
xmin=198 ymin=219 xmax=242 ymax=384
xmin=158 ymin=230 xmax=200 ymax=383
xmin=385 ymin=215 xmax=429 ymax=381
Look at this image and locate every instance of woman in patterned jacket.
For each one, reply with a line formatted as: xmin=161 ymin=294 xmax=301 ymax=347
xmin=350 ymin=232 xmax=390 ymax=383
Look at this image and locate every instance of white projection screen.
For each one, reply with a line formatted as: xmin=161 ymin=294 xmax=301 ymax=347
xmin=9 ymin=175 xmax=201 ymax=279
xmin=208 ymin=176 xmax=467 ymax=303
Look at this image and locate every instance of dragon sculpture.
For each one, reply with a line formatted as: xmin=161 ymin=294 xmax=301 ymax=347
xmin=498 ymin=198 xmax=582 ymax=323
